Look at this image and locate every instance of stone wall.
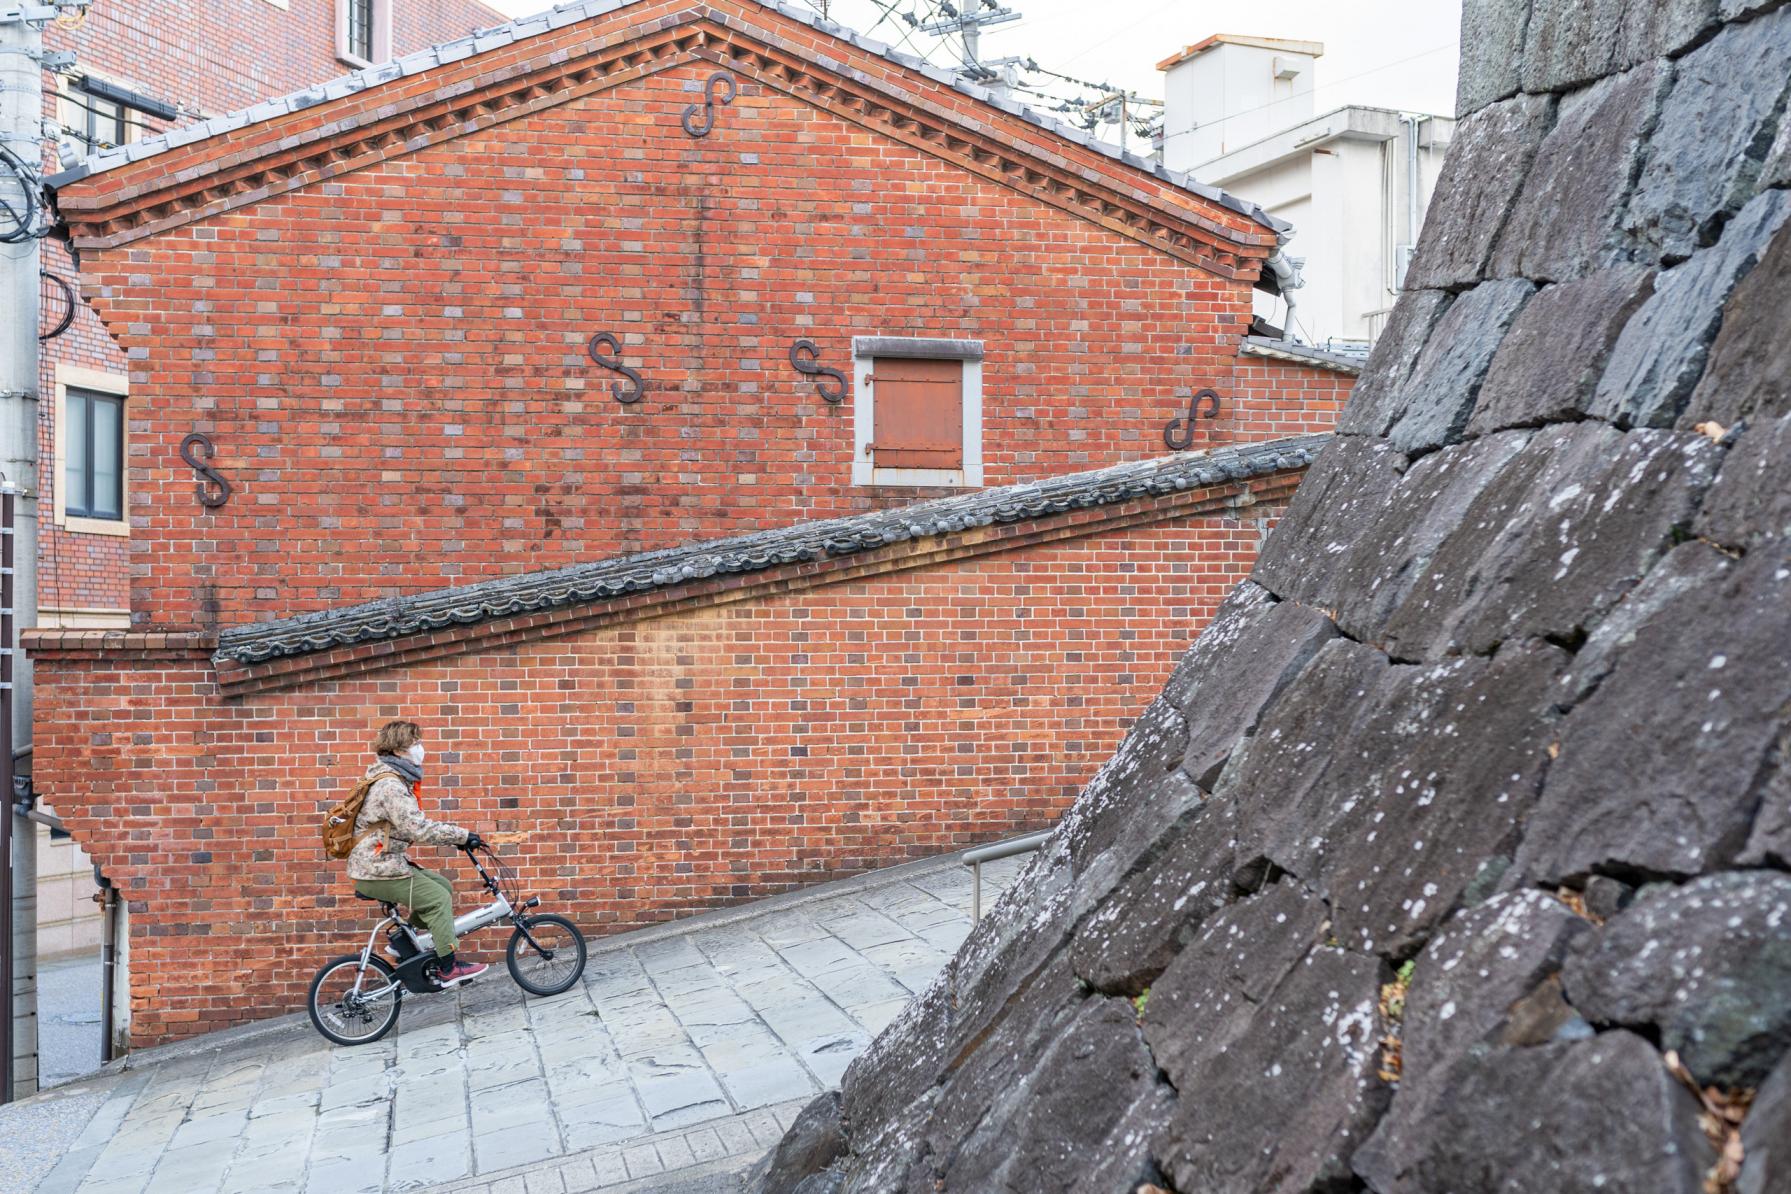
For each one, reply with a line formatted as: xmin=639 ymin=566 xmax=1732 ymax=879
xmin=754 ymin=1 xmax=1791 ymax=1191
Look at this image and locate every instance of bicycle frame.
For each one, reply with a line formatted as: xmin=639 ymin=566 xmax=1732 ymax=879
xmin=346 ymin=845 xmax=543 ymax=1001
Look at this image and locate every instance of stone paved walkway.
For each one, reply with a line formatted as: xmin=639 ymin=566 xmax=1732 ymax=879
xmin=10 ymin=852 xmax=1024 ymax=1193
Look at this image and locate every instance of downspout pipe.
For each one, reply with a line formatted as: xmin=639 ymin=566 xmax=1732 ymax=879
xmin=1403 ymin=114 xmax=1423 ymax=279
xmin=1265 ymin=244 xmax=1306 ymax=341
xmin=95 ymin=868 xmax=116 ymax=1064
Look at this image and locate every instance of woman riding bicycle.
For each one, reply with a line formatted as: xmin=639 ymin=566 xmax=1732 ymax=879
xmin=347 ymin=719 xmax=488 ymax=986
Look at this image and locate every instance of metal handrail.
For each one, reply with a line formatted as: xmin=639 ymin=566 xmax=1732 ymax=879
xmin=962 ymin=829 xmax=1052 ymax=922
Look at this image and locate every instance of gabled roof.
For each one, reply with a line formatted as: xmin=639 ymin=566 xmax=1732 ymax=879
xmin=215 ymin=435 xmax=1327 ymax=667
xmin=48 ymin=0 xmax=1287 ymax=278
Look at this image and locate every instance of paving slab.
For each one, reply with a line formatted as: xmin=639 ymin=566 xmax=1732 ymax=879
xmin=3 ymin=850 xmax=1024 ymax=1193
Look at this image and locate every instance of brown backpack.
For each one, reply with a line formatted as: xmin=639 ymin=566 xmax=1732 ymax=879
xmin=322 ymin=770 xmax=392 ymax=860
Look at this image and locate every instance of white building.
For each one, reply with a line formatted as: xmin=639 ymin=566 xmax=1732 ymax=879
xmin=1159 ymin=35 xmax=1454 ymax=351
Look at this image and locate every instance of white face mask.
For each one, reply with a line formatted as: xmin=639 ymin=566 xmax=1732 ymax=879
xmin=405 ymin=743 xmax=426 ymax=765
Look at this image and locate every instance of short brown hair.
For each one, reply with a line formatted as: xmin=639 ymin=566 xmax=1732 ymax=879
xmin=373 ymin=720 xmax=422 ymax=756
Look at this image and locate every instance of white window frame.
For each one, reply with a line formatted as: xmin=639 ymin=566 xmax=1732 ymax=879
xmin=336 ymin=0 xmax=393 ymax=68
xmin=851 ymin=337 xmax=984 ymax=488
xmin=53 ymin=364 xmax=130 ymax=538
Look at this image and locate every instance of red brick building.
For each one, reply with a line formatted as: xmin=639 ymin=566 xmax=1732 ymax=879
xmin=39 ymin=0 xmax=502 ymax=626
xmin=32 ymin=0 xmax=1353 ymax=1045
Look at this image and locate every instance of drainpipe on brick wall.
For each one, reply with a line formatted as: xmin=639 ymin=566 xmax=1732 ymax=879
xmin=0 ymin=0 xmax=51 ymax=1104
xmin=94 ymin=868 xmax=115 ymax=1063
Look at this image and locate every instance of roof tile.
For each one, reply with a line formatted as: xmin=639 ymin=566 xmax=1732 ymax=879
xmin=215 ymin=436 xmax=1327 ymax=667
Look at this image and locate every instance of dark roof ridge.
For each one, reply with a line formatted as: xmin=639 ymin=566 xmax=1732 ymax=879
xmin=215 ymin=435 xmax=1329 ymax=667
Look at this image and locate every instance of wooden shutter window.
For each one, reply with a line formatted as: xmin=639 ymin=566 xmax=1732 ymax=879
xmin=871 ymin=357 xmax=963 ymax=469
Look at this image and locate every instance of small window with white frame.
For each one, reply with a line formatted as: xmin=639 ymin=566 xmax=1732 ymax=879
xmin=852 ymin=337 xmax=983 ymax=488
xmin=55 ymin=366 xmax=130 ymax=536
xmin=337 ymin=0 xmax=393 ymax=67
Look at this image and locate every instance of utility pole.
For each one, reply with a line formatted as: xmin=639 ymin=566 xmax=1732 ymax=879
xmin=915 ymin=0 xmax=1023 ymax=92
xmin=1081 ymin=89 xmax=1164 ymax=157
xmin=0 ymin=0 xmax=62 ymax=1105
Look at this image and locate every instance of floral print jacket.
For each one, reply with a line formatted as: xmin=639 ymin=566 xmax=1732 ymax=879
xmin=346 ymin=763 xmax=471 ymax=882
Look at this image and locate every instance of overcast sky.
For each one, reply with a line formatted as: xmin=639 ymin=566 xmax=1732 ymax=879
xmin=486 ymin=0 xmax=1463 ymax=123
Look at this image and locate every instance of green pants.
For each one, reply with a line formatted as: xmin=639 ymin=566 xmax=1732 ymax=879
xmin=355 ymin=865 xmax=457 ymax=957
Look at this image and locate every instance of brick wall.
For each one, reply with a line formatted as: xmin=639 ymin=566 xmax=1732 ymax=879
xmin=32 ymin=499 xmax=1285 ymax=1043
xmin=38 ymin=238 xmax=131 ymax=623
xmin=1232 ymin=357 xmax=1355 ymax=436
xmin=37 ymin=0 xmax=502 ymax=618
xmin=63 ymin=40 xmax=1324 ymax=631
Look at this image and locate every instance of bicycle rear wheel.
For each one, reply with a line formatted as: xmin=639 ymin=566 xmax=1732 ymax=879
xmin=308 ymin=954 xmax=402 ymax=1045
xmin=506 ymin=914 xmax=586 ymax=996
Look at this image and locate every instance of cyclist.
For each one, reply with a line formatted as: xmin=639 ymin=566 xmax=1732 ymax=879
xmin=346 ymin=719 xmax=489 ymax=987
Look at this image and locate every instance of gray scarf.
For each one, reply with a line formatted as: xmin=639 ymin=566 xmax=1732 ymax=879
xmin=377 ymin=753 xmax=422 ymax=787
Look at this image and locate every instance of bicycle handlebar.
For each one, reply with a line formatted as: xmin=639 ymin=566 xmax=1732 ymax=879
xmin=461 ymin=832 xmax=528 ymax=850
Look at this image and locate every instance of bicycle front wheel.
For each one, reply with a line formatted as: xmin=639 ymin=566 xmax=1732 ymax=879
xmin=308 ymin=953 xmax=402 ymax=1046
xmin=506 ymin=914 xmax=587 ymax=996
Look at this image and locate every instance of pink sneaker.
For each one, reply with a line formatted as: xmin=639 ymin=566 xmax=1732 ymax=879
xmin=436 ymin=959 xmax=488 ymax=987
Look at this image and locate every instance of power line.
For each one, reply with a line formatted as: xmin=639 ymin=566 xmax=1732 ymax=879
xmin=1053 ymin=0 xmax=1181 ymax=69
xmin=869 ymin=1 xmax=952 ymax=68
xmin=913 ymin=0 xmax=1024 ymax=84
xmin=1025 ymin=62 xmax=1122 ymax=95
xmin=821 ymin=0 xmax=1171 ymax=148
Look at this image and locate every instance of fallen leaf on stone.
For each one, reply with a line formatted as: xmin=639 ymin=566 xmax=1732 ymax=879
xmin=1377 ymin=967 xmax=1412 ymax=1083
xmin=1554 ymin=886 xmax=1602 ymax=924
xmin=1664 ymin=1049 xmax=1754 ymax=1194
xmin=1377 ymin=1032 xmax=1404 ymax=1085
